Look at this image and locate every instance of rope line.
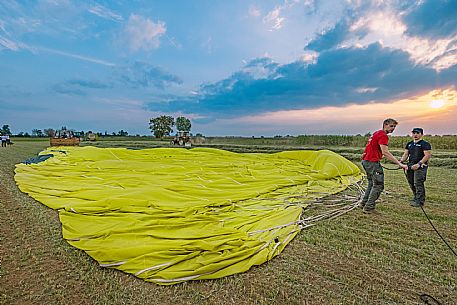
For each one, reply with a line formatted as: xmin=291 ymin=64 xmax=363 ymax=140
xmin=381 ymin=164 xmax=402 ymax=170
xmin=420 ymin=206 xmax=457 ymax=257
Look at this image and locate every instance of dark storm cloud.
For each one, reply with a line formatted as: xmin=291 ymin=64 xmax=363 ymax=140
xmin=403 ymin=0 xmax=457 ymax=39
xmin=147 ymin=43 xmax=457 ymax=120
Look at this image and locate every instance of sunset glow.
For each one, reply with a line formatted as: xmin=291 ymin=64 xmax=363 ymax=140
xmin=226 ymin=88 xmax=457 ymax=135
xmin=430 ymin=99 xmax=445 ymax=108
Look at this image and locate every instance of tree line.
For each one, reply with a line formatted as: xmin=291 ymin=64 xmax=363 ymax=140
xmin=296 ymin=134 xmax=457 ymax=150
xmin=3 ymin=115 xmax=193 ymax=139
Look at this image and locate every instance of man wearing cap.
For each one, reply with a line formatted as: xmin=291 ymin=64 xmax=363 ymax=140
xmin=399 ymin=128 xmax=432 ymax=207
xmin=360 ymin=118 xmax=408 ymax=214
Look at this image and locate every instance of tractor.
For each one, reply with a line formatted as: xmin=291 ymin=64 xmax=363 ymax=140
xmin=170 ymin=131 xmax=192 ymax=147
xmin=50 ymin=128 xmax=80 ymax=146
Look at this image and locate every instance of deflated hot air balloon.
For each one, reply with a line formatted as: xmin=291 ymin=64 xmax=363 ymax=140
xmin=15 ymin=146 xmax=362 ymax=284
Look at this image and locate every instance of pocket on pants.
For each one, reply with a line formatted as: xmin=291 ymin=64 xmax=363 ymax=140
xmin=373 ymin=170 xmax=384 ymax=185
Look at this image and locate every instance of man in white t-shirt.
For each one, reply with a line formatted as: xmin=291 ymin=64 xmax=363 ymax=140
xmin=1 ymin=134 xmax=7 ymax=147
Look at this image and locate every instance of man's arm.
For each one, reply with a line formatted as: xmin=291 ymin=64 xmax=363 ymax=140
xmin=380 ymin=144 xmax=408 ymax=169
xmin=422 ymin=150 xmax=432 ymax=164
xmin=411 ymin=150 xmax=432 ymax=170
xmin=399 ymin=149 xmax=409 ymax=163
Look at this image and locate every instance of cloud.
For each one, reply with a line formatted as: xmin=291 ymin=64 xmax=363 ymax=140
xmin=39 ymin=46 xmax=116 ymax=66
xmin=52 ymin=83 xmax=87 ymax=96
xmin=263 ymin=6 xmax=285 ymax=30
xmin=306 ymin=19 xmax=361 ymax=52
xmin=304 ymin=3 xmax=457 ymax=71
xmin=88 ymin=4 xmax=123 ymax=22
xmin=201 ymin=36 xmax=213 ymax=54
xmin=217 ymin=87 xmax=457 ymax=136
xmin=66 ymin=79 xmax=112 ymax=89
xmin=261 ymin=0 xmax=317 ymax=32
xmin=52 ymin=61 xmax=182 ymax=95
xmin=123 ymin=14 xmax=166 ymax=51
xmin=0 ymin=37 xmax=116 ymax=67
xmin=248 ymin=5 xmax=261 ymax=18
xmin=148 ymin=43 xmax=457 ymax=119
xmin=113 ymin=61 xmax=182 ymax=89
xmin=0 ymin=35 xmax=21 ymax=51
xmin=403 ymin=0 xmax=457 ymax=39
xmin=0 ymin=84 xmax=32 ymax=98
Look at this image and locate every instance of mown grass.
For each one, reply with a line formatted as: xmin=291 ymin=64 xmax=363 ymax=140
xmin=0 ymin=141 xmax=456 ymax=305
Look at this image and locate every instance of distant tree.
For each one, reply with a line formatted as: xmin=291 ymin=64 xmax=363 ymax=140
xmin=17 ymin=132 xmax=24 ymax=137
xmin=1 ymin=124 xmax=11 ymax=135
xmin=117 ymin=130 xmax=128 ymax=136
xmin=149 ymin=115 xmax=175 ymax=138
xmin=364 ymin=132 xmax=372 ymax=138
xmin=44 ymin=128 xmax=55 ymax=137
xmin=195 ymin=133 xmax=203 ymax=137
xmin=31 ymin=129 xmax=43 ymax=137
xmin=176 ymin=116 xmax=191 ymax=132
xmin=24 ymin=132 xmax=30 ymax=137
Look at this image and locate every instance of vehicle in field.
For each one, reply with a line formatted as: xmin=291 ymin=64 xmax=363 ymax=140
xmin=170 ymin=131 xmax=192 ymax=147
xmin=50 ymin=128 xmax=80 ymax=146
xmin=86 ymin=132 xmax=97 ymax=141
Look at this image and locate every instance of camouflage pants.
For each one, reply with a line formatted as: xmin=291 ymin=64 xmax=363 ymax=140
xmin=361 ymin=160 xmax=384 ymax=210
xmin=406 ymin=166 xmax=428 ymax=205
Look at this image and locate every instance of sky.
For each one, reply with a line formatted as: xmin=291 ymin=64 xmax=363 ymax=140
xmin=1 ymin=0 xmax=457 ymax=136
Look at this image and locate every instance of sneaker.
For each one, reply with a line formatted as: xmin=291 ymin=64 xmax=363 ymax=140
xmin=358 ymin=200 xmax=366 ymax=209
xmin=362 ymin=207 xmax=379 ymax=214
xmin=410 ymin=201 xmax=423 ymax=207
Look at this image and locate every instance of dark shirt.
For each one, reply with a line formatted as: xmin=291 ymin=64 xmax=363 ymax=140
xmin=405 ymin=140 xmax=432 ymax=165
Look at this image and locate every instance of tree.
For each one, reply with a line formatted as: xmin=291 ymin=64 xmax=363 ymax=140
xmin=1 ymin=125 xmax=11 ymax=135
xmin=149 ymin=115 xmax=175 ymax=138
xmin=117 ymin=130 xmax=128 ymax=136
xmin=44 ymin=128 xmax=55 ymax=137
xmin=31 ymin=129 xmax=43 ymax=137
xmin=176 ymin=116 xmax=191 ymax=132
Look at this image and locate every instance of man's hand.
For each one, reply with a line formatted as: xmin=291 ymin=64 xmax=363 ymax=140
xmin=411 ymin=163 xmax=421 ymax=171
xmin=399 ymin=163 xmax=408 ymax=170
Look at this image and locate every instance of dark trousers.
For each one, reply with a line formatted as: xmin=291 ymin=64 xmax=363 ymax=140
xmin=406 ymin=167 xmax=428 ymax=205
xmin=361 ymin=160 xmax=384 ymax=209
xmin=1 ymin=140 xmax=6 ymax=147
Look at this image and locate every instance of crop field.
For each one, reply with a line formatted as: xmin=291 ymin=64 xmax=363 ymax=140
xmin=1 ymin=139 xmax=456 ymax=305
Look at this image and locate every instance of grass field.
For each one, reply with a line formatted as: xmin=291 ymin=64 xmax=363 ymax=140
xmin=1 ymin=141 xmax=456 ymax=305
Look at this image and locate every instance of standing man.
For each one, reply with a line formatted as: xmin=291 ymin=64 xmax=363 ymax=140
xmin=399 ymin=128 xmax=432 ymax=207
xmin=360 ymin=118 xmax=408 ymax=213
xmin=1 ymin=134 xmax=7 ymax=147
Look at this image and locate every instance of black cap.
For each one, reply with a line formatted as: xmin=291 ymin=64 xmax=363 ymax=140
xmin=412 ymin=127 xmax=423 ymax=134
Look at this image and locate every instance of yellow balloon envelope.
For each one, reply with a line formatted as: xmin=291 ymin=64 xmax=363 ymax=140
xmin=15 ymin=146 xmax=362 ymax=284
